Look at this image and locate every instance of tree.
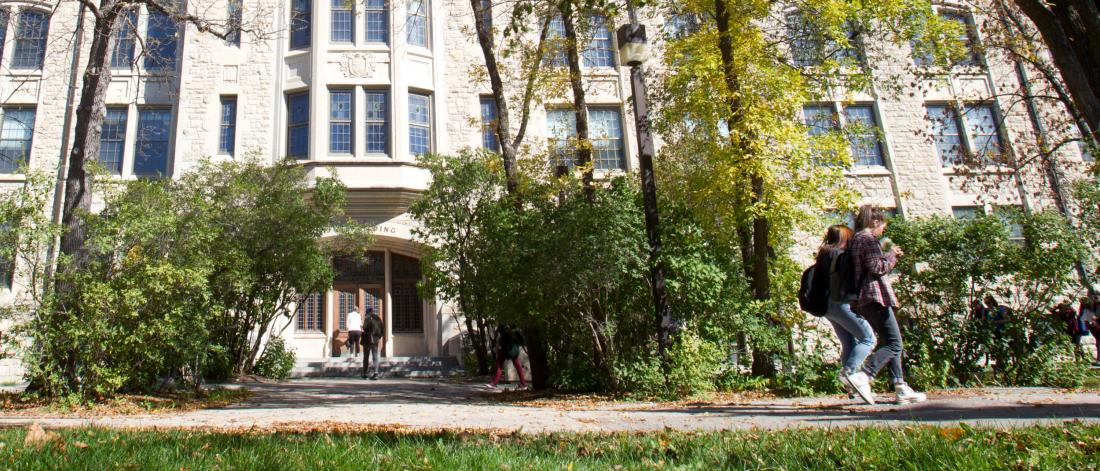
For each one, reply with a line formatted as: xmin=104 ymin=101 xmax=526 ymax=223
xmin=654 ymin=0 xmax=961 ymax=374
xmin=1009 ymin=0 xmax=1100 ymax=144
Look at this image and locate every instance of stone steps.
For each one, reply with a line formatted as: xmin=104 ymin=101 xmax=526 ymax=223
xmin=291 ymin=356 xmax=465 ymax=378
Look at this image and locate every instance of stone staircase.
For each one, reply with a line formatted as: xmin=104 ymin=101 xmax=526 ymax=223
xmin=291 ymin=356 xmax=465 ymax=378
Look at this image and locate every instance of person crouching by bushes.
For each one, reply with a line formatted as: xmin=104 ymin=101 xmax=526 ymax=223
xmin=485 ymin=324 xmax=528 ymax=390
xmin=815 ymin=224 xmax=877 ymax=404
xmin=850 ymin=204 xmax=926 ymax=404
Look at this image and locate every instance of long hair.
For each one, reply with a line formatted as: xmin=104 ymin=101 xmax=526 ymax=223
xmin=817 ymin=224 xmax=853 ymax=261
xmin=854 ymin=204 xmax=886 ymax=233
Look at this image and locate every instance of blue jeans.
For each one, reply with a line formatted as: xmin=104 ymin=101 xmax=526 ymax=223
xmin=856 ymin=303 xmax=906 ymax=384
xmin=825 ymin=301 xmax=876 ymax=375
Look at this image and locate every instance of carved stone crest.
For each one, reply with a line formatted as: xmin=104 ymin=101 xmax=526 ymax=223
xmin=334 ymin=53 xmax=377 ymax=78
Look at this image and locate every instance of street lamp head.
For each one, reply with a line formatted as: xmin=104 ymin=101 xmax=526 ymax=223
xmin=616 ymin=24 xmax=648 ymax=67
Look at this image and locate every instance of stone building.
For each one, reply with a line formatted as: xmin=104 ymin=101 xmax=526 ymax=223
xmin=0 ymin=0 xmax=1091 ymax=380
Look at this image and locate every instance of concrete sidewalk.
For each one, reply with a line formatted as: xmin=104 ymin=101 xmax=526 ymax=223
xmin=1 ymin=378 xmax=1097 ymax=433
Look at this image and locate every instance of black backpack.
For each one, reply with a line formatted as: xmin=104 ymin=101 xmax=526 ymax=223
xmin=798 ymin=253 xmax=839 ymax=317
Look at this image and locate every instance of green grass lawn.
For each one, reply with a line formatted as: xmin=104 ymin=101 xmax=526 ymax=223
xmin=3 ymin=423 xmax=1099 ymax=470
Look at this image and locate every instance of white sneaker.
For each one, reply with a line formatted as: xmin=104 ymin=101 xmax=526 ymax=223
xmin=894 ymin=384 xmax=927 ymax=404
xmin=484 ymin=383 xmax=497 ymax=390
xmin=837 ymin=371 xmax=856 ymax=399
xmin=843 ymin=372 xmax=876 ymax=405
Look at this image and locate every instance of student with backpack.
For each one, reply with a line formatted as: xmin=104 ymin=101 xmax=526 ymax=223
xmin=486 ymin=324 xmax=528 ymax=390
xmin=850 ymin=205 xmax=926 ymax=404
xmin=810 ymin=224 xmax=877 ymax=404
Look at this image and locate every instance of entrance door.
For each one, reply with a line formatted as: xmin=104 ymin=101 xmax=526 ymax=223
xmin=331 ymin=284 xmax=385 ymax=357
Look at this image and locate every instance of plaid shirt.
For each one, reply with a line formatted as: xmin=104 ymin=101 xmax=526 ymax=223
xmin=849 ymin=230 xmax=898 ymax=308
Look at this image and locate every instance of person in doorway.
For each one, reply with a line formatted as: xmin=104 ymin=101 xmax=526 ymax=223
xmin=486 ymin=324 xmax=527 ymax=390
xmin=346 ymin=308 xmax=363 ymax=356
xmin=361 ymin=308 xmax=384 ymax=380
xmin=850 ymin=204 xmax=927 ymax=404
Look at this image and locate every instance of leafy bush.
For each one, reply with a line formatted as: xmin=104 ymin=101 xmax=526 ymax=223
xmin=252 ymin=337 xmax=296 ymax=381
xmin=888 ymin=210 xmax=1087 ymax=389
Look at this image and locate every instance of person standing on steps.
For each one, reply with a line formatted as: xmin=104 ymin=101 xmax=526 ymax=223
xmin=346 ymin=308 xmax=363 ymax=357
xmin=361 ymin=307 xmax=384 ymax=380
xmin=850 ymin=204 xmax=927 ymax=405
xmin=486 ymin=324 xmax=528 ymax=390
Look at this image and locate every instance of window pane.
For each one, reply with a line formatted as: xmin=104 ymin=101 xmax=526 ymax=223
xmin=365 ymin=0 xmax=388 ymax=43
xmin=145 ymin=11 xmax=178 ymax=70
xmin=227 ymin=0 xmax=242 ymax=45
xmin=589 ymin=108 xmax=623 ymax=170
xmin=547 ymin=16 xmax=567 ymax=67
xmin=962 ymin=103 xmax=1002 ymax=161
xmin=0 ymin=9 xmax=9 ymax=70
xmin=408 ymin=93 xmax=431 ymax=155
xmin=99 ymin=108 xmax=127 ymax=174
xmin=802 ymin=105 xmax=836 ymax=137
xmin=392 ymin=282 xmax=422 ymax=333
xmin=927 ymin=104 xmax=963 ymax=166
xmin=296 ymin=292 xmax=325 ymax=331
xmin=365 ymin=91 xmax=388 ymax=154
xmin=287 ymin=93 xmax=310 ymax=159
xmin=329 ymin=90 xmax=352 ymax=153
xmin=547 ymin=109 xmax=576 ymax=168
xmin=480 ymin=96 xmax=498 ymax=152
xmin=787 ymin=13 xmax=819 ymax=67
xmin=406 ymin=0 xmax=427 ymax=47
xmin=0 ymin=108 xmax=35 ymax=173
xmin=291 ymin=0 xmax=311 ymax=49
xmin=219 ymin=97 xmax=237 ymax=155
xmin=111 ymin=10 xmax=138 ymax=68
xmin=582 ymin=15 xmax=614 ymax=67
xmin=134 ymin=109 xmax=172 ymax=177
xmin=952 ymin=206 xmax=980 ymax=220
xmin=11 ymin=11 xmax=48 ymax=69
xmin=843 ymin=105 xmax=883 ymax=166
xmin=941 ymin=11 xmax=980 ymax=66
xmin=331 ymin=0 xmax=352 ymax=42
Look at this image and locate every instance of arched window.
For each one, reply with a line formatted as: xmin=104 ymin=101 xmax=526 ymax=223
xmin=11 ymin=9 xmax=48 ymax=70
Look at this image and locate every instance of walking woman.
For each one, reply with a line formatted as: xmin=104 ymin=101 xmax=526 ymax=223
xmin=816 ymin=224 xmax=877 ymax=404
xmin=486 ymin=324 xmax=528 ymax=390
xmin=850 ymin=205 xmax=927 ymax=404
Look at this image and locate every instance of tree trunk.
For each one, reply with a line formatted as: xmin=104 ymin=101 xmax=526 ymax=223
xmin=523 ymin=325 xmax=551 ymax=389
xmin=469 ymin=0 xmax=518 ymax=193
xmin=1012 ymin=0 xmax=1100 ymax=143
xmin=559 ymin=2 xmax=595 ymax=200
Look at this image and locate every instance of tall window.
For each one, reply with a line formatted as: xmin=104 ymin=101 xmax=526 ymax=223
xmin=290 ymin=0 xmax=311 ymax=49
xmin=296 ymin=292 xmax=324 ymax=331
xmin=927 ymin=103 xmax=1002 ymax=166
xmin=111 ymin=10 xmax=138 ymax=68
xmin=364 ymin=0 xmax=387 ymax=43
xmin=547 ymin=108 xmax=624 ymax=170
xmin=227 ymin=0 xmax=242 ymax=46
xmin=331 ymin=0 xmax=353 ymax=43
xmin=589 ymin=107 xmax=624 ymax=170
xmin=547 ymin=16 xmax=567 ymax=67
xmin=133 ymin=108 xmax=171 ymax=176
xmin=219 ymin=97 xmax=237 ymax=156
xmin=11 ymin=10 xmax=48 ymax=70
xmin=582 ymin=15 xmax=614 ymax=67
xmin=365 ymin=91 xmax=388 ymax=154
xmin=99 ymin=108 xmax=127 ymax=174
xmin=842 ymin=105 xmax=884 ymax=166
xmin=0 ymin=108 xmax=35 ymax=173
xmin=408 ymin=93 xmax=431 ymax=155
xmin=145 ymin=10 xmax=178 ymax=70
xmin=787 ymin=13 xmax=860 ymax=66
xmin=392 ymin=254 xmax=422 ymax=333
xmin=0 ymin=9 xmax=9 ymax=68
xmin=547 ymin=108 xmax=576 ymax=168
xmin=406 ymin=0 xmax=428 ymax=47
xmin=329 ymin=90 xmax=352 ymax=153
xmin=287 ymin=92 xmax=310 ymax=159
xmin=480 ymin=96 xmax=499 ymax=152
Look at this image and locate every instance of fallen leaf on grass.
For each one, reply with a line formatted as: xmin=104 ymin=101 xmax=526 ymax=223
xmin=24 ymin=423 xmax=60 ymax=448
xmin=73 ymin=441 xmax=89 ymax=449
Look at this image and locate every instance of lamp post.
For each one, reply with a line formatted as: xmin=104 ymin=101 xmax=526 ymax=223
xmin=617 ymin=23 xmax=675 ymax=363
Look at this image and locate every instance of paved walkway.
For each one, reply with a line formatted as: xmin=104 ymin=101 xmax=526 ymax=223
xmin=1 ymin=379 xmax=1098 ymax=433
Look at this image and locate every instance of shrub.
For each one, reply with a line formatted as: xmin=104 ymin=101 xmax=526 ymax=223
xmin=252 ymin=337 xmax=296 ymax=381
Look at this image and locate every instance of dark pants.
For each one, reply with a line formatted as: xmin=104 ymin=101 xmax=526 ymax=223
xmin=347 ymin=330 xmax=362 ymax=355
xmin=856 ymin=303 xmax=905 ymax=384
